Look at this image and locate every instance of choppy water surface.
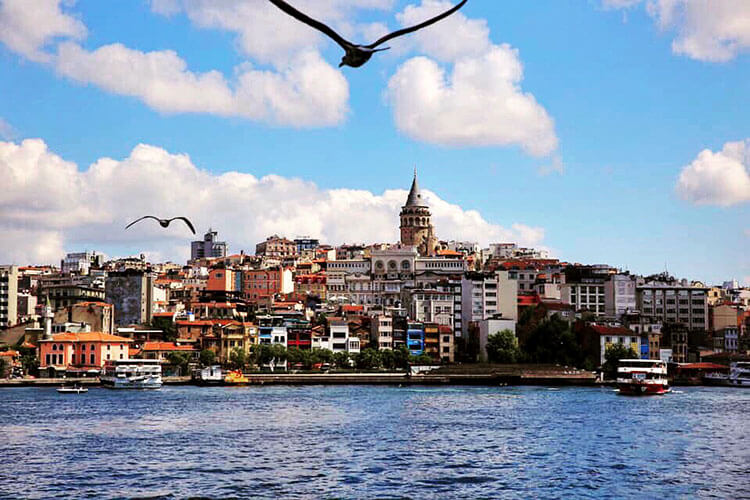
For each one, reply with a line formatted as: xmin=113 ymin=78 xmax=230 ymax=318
xmin=0 ymin=385 xmax=747 ymax=499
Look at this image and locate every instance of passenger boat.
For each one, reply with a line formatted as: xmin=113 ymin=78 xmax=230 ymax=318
xmin=224 ymin=369 xmax=249 ymax=385
xmin=101 ymin=359 xmax=162 ymax=389
xmin=194 ymin=365 xmax=224 ymax=385
xmin=704 ymin=362 xmax=750 ymax=387
xmin=57 ymin=385 xmax=88 ymax=394
xmin=616 ymin=359 xmax=669 ymax=395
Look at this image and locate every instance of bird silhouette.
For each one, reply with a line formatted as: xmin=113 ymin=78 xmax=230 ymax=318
xmin=125 ymin=216 xmax=196 ymax=234
xmin=268 ymin=0 xmax=468 ymax=68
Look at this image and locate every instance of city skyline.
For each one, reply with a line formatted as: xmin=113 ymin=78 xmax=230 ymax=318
xmin=0 ymin=0 xmax=748 ymax=285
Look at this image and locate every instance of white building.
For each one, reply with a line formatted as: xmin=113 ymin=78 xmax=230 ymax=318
xmin=403 ymin=289 xmax=454 ymax=326
xmin=0 ymin=265 xmax=18 ymax=329
xmin=461 ymin=271 xmax=518 ymax=337
xmin=370 ymin=314 xmax=393 ymax=350
xmin=61 ymin=251 xmax=104 ymax=275
xmin=604 ymin=274 xmax=637 ymax=317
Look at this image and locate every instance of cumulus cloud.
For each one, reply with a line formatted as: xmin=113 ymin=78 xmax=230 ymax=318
xmin=150 ymin=0 xmax=395 ymax=64
xmin=0 ymin=138 xmax=546 ymax=265
xmin=605 ymin=0 xmax=750 ymax=62
xmin=0 ymin=0 xmax=86 ymax=62
xmin=0 ymin=0 xmax=349 ymax=127
xmin=675 ymin=139 xmax=750 ymax=206
xmin=385 ymin=1 xmax=559 ymax=157
xmin=55 ymin=43 xmax=348 ymax=126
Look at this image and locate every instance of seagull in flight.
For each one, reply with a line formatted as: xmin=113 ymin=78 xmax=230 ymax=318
xmin=125 ymin=216 xmax=196 ymax=234
xmin=268 ymin=0 xmax=469 ymax=68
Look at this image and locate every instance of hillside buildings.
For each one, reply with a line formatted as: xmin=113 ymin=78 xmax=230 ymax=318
xmin=3 ymin=170 xmax=749 ymax=373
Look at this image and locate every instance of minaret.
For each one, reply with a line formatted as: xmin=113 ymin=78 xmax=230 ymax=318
xmin=43 ymin=296 xmax=54 ymax=340
xmin=399 ymin=168 xmax=437 ymax=256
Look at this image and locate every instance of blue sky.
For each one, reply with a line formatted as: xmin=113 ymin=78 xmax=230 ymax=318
xmin=0 ymin=0 xmax=748 ymax=285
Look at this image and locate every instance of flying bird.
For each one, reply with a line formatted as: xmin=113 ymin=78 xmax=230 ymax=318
xmin=125 ymin=216 xmax=196 ymax=234
xmin=268 ymin=0 xmax=469 ymax=68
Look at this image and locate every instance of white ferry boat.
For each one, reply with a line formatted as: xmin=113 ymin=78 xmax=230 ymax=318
xmin=101 ymin=359 xmax=162 ymax=389
xmin=617 ymin=359 xmax=669 ymax=395
xmin=705 ymin=362 xmax=750 ymax=387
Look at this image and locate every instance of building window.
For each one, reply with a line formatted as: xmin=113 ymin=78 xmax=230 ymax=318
xmin=90 ymin=353 xmax=95 ymax=364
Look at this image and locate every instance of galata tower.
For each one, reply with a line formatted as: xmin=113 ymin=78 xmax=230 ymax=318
xmin=399 ymin=169 xmax=438 ymax=256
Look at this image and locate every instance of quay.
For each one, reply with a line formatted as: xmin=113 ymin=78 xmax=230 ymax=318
xmin=0 ymin=365 xmax=596 ymax=387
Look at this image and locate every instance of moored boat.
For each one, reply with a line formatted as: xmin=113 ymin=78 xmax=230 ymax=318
xmin=617 ymin=359 xmax=669 ymax=395
xmin=224 ymin=369 xmax=249 ymax=385
xmin=57 ymin=385 xmax=88 ymax=394
xmin=704 ymin=362 xmax=750 ymax=387
xmin=101 ymin=359 xmax=162 ymax=389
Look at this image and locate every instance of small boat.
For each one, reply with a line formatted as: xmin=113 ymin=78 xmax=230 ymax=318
xmin=224 ymin=369 xmax=249 ymax=385
xmin=57 ymin=385 xmax=88 ymax=394
xmin=617 ymin=359 xmax=669 ymax=395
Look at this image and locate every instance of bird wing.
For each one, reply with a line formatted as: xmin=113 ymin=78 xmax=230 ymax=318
xmin=267 ymin=0 xmax=353 ymax=50
xmin=170 ymin=217 xmax=197 ymax=234
xmin=365 ymin=0 xmax=468 ymax=49
xmin=125 ymin=215 xmax=161 ymax=229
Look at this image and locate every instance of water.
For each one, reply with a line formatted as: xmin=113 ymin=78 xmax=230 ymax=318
xmin=0 ymin=385 xmax=747 ymax=499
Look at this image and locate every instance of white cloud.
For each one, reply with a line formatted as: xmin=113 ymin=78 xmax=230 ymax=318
xmin=0 ymin=138 xmax=546 ymax=264
xmin=605 ymin=0 xmax=750 ymax=62
xmin=0 ymin=0 xmax=86 ymax=62
xmin=150 ymin=0 xmax=395 ymax=64
xmin=385 ymin=1 xmax=559 ymax=156
xmin=387 ymin=49 xmax=558 ymax=156
xmin=55 ymin=42 xmax=348 ymax=126
xmin=675 ymin=139 xmax=750 ymax=206
xmin=0 ymin=0 xmax=349 ymax=127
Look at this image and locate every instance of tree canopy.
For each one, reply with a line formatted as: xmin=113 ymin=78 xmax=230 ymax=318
xmin=486 ymin=329 xmax=520 ymax=364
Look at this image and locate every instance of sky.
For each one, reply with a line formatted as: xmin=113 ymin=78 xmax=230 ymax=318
xmin=0 ymin=0 xmax=748 ymax=286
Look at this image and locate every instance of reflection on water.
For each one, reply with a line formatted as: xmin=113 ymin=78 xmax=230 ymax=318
xmin=0 ymin=386 xmax=747 ymax=499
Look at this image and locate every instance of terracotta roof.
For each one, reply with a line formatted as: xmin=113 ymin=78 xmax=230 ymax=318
xmin=41 ymin=332 xmax=133 ymax=343
xmin=0 ymin=350 xmax=19 ymax=357
xmin=590 ymin=325 xmax=633 ymax=336
xmin=142 ymin=342 xmax=197 ymax=352
xmin=153 ymin=312 xmax=175 ymax=317
xmin=437 ymin=249 xmax=463 ymax=257
xmin=678 ymin=363 xmax=727 ymax=370
xmin=342 ymin=305 xmax=364 ymax=312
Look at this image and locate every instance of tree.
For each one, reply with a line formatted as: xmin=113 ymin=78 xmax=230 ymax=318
xmin=199 ymin=349 xmax=216 ymax=367
xmin=353 ymin=348 xmax=382 ymax=370
xmin=602 ymin=344 xmax=638 ymax=380
xmin=269 ymin=344 xmax=288 ymax=371
xmin=311 ymin=348 xmax=333 ymax=365
xmin=379 ymin=349 xmax=396 ymax=370
xmin=21 ymin=355 xmax=39 ymax=376
xmin=392 ymin=345 xmax=411 ymax=371
xmin=486 ymin=329 xmax=521 ymax=364
xmin=229 ymin=347 xmax=247 ymax=370
xmin=332 ymin=351 xmax=351 ymax=369
xmin=166 ymin=352 xmax=190 ymax=375
xmin=149 ymin=317 xmax=178 ymax=342
xmin=409 ymin=353 xmax=434 ymax=365
xmin=523 ymin=316 xmax=583 ymax=367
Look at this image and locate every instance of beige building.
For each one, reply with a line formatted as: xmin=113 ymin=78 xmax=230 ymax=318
xmin=54 ymin=301 xmax=115 ymax=335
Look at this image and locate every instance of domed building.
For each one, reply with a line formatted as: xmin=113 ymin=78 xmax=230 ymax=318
xmin=400 ymin=170 xmax=438 ymax=256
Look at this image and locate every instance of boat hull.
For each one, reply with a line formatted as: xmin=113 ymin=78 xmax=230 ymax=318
xmin=617 ymin=383 xmax=669 ymax=395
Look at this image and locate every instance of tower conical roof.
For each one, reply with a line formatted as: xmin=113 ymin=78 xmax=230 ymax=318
xmin=405 ymin=168 xmax=424 ymax=207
